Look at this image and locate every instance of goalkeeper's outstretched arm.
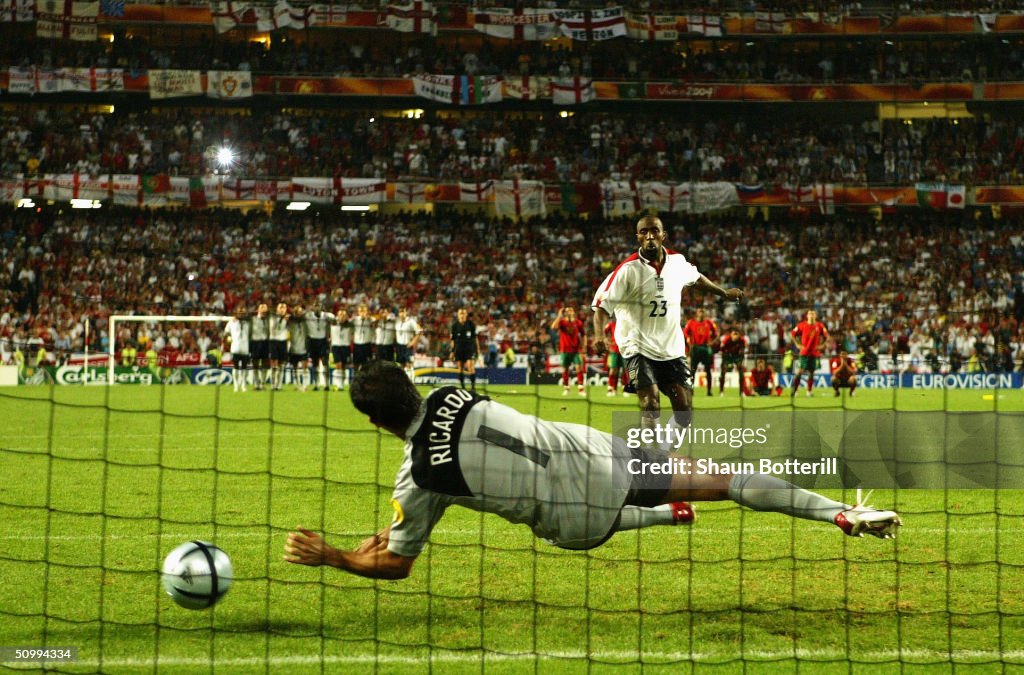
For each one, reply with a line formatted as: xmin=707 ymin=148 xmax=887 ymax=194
xmin=284 ymin=525 xmax=415 ymax=580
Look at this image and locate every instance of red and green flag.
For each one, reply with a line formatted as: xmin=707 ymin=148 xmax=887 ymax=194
xmin=916 ymin=183 xmax=966 ymax=209
xmin=188 ymin=177 xmax=207 ymax=208
xmin=141 ymin=174 xmax=171 ymax=194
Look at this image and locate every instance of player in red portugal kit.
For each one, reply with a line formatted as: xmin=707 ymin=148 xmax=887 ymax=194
xmin=749 ymin=358 xmax=780 ymax=396
xmin=604 ymin=320 xmax=630 ymax=396
xmin=718 ymin=328 xmax=751 ymax=397
xmin=790 ymin=310 xmax=830 ymax=397
xmin=830 ymin=349 xmax=858 ymax=397
xmin=683 ymin=309 xmax=719 ymax=396
xmin=551 ymin=307 xmax=587 ymax=396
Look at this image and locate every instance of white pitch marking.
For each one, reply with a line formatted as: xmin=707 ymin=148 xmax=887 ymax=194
xmin=51 ymin=649 xmax=1024 ymax=669
xmin=0 ymin=525 xmax=1012 ymax=541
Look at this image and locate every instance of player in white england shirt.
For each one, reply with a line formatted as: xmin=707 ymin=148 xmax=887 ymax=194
xmin=224 ymin=305 xmax=251 ymax=392
xmin=250 ymin=303 xmax=271 ymax=391
xmin=282 ymin=363 xmax=901 ymax=580
xmin=304 ymin=301 xmax=335 ymax=391
xmin=394 ymin=308 xmax=423 ymax=379
xmin=330 ymin=308 xmax=353 ymax=391
xmin=268 ymin=302 xmax=291 ymax=391
xmin=377 ymin=311 xmax=398 ymax=363
xmin=351 ymin=305 xmax=375 ymax=367
xmin=592 ymin=216 xmax=743 ymax=425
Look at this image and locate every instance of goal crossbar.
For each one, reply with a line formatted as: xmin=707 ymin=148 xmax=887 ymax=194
xmin=108 ymin=314 xmax=232 ymax=385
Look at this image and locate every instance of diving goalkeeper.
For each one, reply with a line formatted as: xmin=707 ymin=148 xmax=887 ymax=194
xmin=284 ymin=362 xmax=901 ymax=579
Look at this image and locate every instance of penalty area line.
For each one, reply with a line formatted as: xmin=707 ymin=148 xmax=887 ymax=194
xmin=68 ymin=649 xmax=1024 ymax=668
xmin=0 ymin=525 xmax=1011 ymax=541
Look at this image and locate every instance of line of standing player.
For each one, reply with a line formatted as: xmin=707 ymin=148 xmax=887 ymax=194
xmin=223 ymin=303 xmax=424 ymax=392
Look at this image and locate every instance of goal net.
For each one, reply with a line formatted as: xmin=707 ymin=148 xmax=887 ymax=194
xmin=0 ymin=373 xmax=1021 ymax=670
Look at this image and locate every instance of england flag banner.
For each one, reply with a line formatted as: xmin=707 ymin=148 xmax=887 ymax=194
xmin=43 ymin=173 xmax=110 ymax=201
xmin=109 ymin=174 xmax=142 ymax=205
xmin=254 ymin=0 xmax=291 ymax=30
xmin=815 ymin=182 xmax=835 ymax=214
xmin=336 ymin=177 xmax=385 ymax=205
xmin=394 ymin=182 xmax=427 ymax=204
xmin=0 ymin=179 xmax=26 ymax=201
xmin=385 ymin=0 xmax=436 ymax=34
xmin=210 ymin=0 xmax=250 ymax=33
xmin=1 ymin=0 xmax=34 ymax=22
xmin=56 ymin=67 xmax=124 ymax=92
xmin=220 ymin=178 xmax=256 ymax=200
xmin=255 ymin=180 xmax=284 ymax=202
xmin=473 ymin=7 xmax=558 ymax=40
xmin=785 ymin=182 xmax=814 ymax=205
xmin=625 ymin=11 xmax=677 ymax=40
xmin=551 ymin=77 xmax=594 ymax=105
xmin=36 ymin=0 xmax=99 ymax=40
xmin=601 ymin=180 xmax=643 ymax=217
xmin=458 ymin=181 xmax=494 ymax=202
xmin=755 ymin=10 xmax=786 ymax=33
xmin=254 ymin=0 xmax=316 ymax=30
xmin=554 ymin=6 xmax=626 ymax=41
xmin=33 ymin=68 xmax=60 ymax=93
xmin=642 ymin=182 xmax=691 ymax=213
xmin=7 ymin=66 xmax=36 ymax=93
xmin=686 ymin=14 xmax=723 ymax=36
xmin=495 ymin=180 xmax=545 ymax=219
xmin=289 ymin=177 xmax=334 ymax=204
xmin=311 ymin=3 xmax=346 ymax=25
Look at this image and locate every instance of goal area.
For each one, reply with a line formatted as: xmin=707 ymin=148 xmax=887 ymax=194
xmin=0 ymin=374 xmax=1022 ymax=671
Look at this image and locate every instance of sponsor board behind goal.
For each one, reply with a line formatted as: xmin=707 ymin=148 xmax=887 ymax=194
xmin=13 ymin=365 xmax=531 ymax=386
xmin=7 ymin=365 xmax=1022 ymax=389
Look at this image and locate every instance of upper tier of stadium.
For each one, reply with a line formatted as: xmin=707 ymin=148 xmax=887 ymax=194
xmin=1 ymin=109 xmax=1018 ymax=185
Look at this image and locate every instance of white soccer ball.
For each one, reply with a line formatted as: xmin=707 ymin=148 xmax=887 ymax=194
xmin=161 ymin=541 xmax=233 ymax=610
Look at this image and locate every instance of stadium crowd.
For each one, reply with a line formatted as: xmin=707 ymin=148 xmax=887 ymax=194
xmin=4 ymin=29 xmax=1024 ymax=84
xmin=1 ymin=205 xmax=1022 ymax=373
xmin=3 ymin=108 xmax=1022 ymax=186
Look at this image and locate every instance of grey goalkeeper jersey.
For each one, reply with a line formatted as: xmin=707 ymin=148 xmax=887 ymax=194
xmin=387 ymin=388 xmax=631 ymax=557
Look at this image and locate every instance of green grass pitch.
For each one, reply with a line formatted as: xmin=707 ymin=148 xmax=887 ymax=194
xmin=1 ymin=384 xmax=1023 ymax=673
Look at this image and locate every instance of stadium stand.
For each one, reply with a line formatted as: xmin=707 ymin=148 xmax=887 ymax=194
xmin=1 ymin=206 xmax=1022 ymax=372
xmin=2 ymin=109 xmax=1024 ymax=184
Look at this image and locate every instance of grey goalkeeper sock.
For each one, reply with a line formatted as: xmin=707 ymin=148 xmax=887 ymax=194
xmin=615 ymin=505 xmax=676 ymax=532
xmin=728 ymin=473 xmax=848 ymax=524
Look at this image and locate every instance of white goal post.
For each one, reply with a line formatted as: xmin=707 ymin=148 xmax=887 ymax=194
xmin=108 ymin=314 xmax=232 ymax=385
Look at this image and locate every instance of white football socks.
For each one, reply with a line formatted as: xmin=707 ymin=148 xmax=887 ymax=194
xmin=615 ymin=505 xmax=676 ymax=531
xmin=728 ymin=473 xmax=847 ymax=523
